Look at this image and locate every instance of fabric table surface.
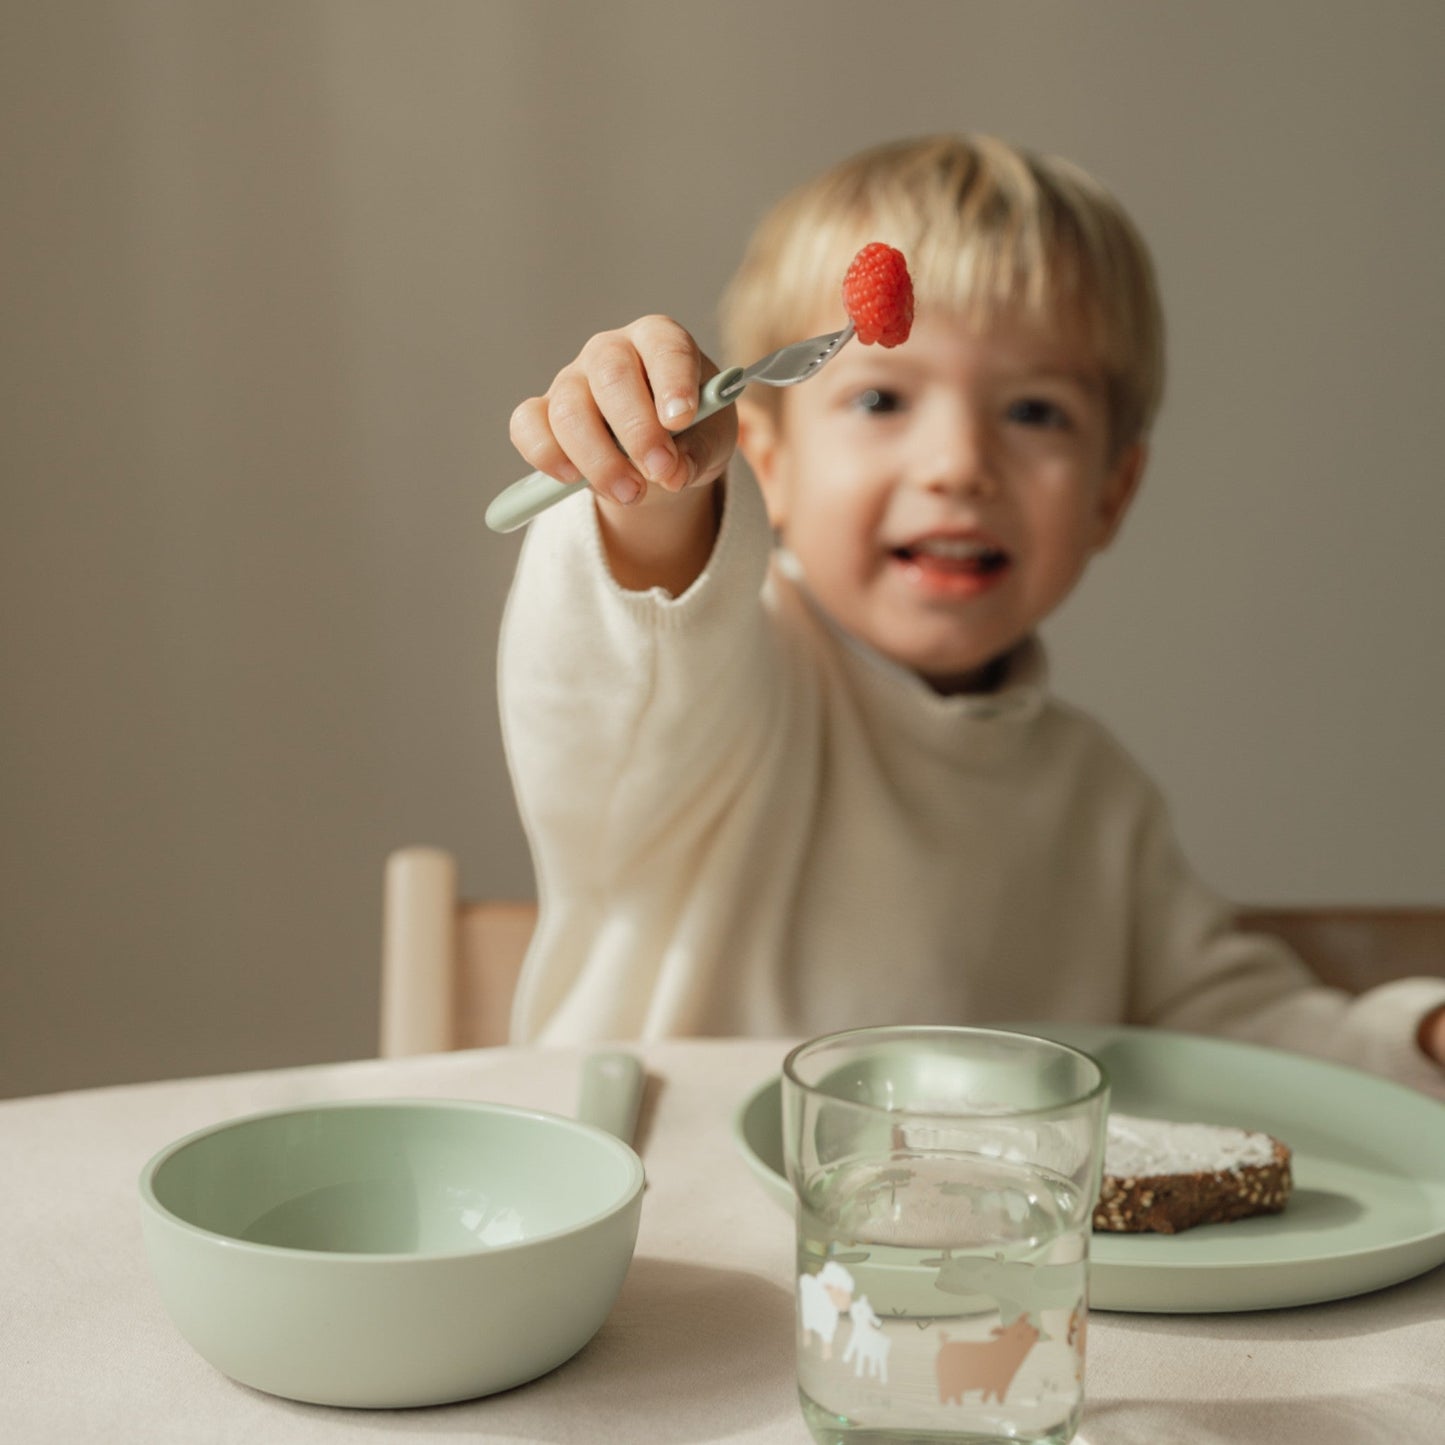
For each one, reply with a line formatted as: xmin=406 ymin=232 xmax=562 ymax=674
xmin=2 ymin=1038 xmax=1441 ymax=1443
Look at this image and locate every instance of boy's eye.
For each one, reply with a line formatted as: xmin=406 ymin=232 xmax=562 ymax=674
xmin=852 ymin=388 xmax=904 ymax=415
xmin=1007 ymin=398 xmax=1070 ymax=429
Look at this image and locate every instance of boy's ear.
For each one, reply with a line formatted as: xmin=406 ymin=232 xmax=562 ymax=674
xmin=736 ymin=400 xmax=789 ymax=530
xmin=1092 ymin=442 xmax=1148 ymax=551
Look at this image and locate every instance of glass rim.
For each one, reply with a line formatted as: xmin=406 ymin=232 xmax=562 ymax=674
xmin=781 ymin=1023 xmax=1110 ymax=1120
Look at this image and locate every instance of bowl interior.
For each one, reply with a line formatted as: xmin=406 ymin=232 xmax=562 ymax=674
xmin=145 ymin=1101 xmax=640 ymax=1256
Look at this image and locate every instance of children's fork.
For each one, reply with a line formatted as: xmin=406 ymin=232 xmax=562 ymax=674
xmin=485 ymin=324 xmax=855 ymax=533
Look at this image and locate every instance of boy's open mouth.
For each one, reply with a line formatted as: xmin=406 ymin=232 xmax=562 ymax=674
xmin=890 ymin=538 xmax=1010 ymax=576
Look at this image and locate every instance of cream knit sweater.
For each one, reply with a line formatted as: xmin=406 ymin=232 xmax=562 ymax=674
xmin=498 ymin=475 xmax=1445 ymax=1093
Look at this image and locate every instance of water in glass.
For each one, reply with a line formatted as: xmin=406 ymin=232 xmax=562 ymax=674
xmin=796 ymin=1153 xmax=1088 ymax=1444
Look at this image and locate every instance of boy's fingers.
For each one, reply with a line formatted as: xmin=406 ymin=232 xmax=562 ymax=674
xmin=543 ymin=371 xmax=648 ymax=504
xmin=508 ymin=396 xmax=584 ymax=485
xmin=582 ymin=333 xmax=681 ymax=491
xmin=625 ymin=318 xmax=735 ymax=495
xmin=509 ymin=317 xmax=729 ymax=507
xmin=630 ymin=314 xmax=702 ymax=429
xmin=672 ymin=392 xmax=738 ymax=493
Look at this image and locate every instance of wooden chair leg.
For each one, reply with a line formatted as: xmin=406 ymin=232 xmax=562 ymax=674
xmin=380 ymin=847 xmax=458 ymax=1057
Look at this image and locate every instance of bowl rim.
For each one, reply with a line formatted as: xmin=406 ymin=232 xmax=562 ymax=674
xmin=137 ymin=1096 xmax=646 ymax=1264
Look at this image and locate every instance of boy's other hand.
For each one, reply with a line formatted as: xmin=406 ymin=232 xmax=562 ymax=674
xmin=509 ymin=315 xmax=737 ymax=510
xmin=1418 ymin=1003 xmax=1445 ymax=1068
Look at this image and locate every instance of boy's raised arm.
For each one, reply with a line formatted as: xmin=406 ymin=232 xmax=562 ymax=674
xmin=508 ymin=314 xmax=738 ymax=596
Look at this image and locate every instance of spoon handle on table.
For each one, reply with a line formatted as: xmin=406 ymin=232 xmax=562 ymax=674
xmin=578 ymin=1051 xmax=644 ymax=1145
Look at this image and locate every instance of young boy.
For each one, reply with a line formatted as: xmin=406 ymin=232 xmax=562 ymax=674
xmin=501 ymin=134 xmax=1445 ymax=1091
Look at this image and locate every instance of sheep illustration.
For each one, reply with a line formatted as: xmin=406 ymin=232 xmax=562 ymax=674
xmin=797 ymin=1261 xmax=855 ymax=1360
xmin=841 ymin=1295 xmax=891 ymax=1383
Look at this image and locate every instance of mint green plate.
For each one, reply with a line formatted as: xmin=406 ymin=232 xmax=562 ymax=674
xmin=732 ymin=1024 xmax=1445 ymax=1313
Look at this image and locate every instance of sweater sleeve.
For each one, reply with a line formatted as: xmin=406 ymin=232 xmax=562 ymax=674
xmin=1127 ymin=783 xmax=1445 ymax=1098
xmin=496 ymin=475 xmax=790 ymax=1039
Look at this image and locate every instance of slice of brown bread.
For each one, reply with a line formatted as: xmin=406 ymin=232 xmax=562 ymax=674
xmin=1092 ymin=1114 xmax=1292 ymax=1234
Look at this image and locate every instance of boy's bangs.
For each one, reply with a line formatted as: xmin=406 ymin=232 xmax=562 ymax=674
xmin=779 ymin=190 xmax=1114 ymax=360
xmin=879 ymin=181 xmax=1158 ymax=447
xmin=722 ymin=135 xmax=1163 ymax=445
xmin=905 ymin=215 xmax=1094 ymax=335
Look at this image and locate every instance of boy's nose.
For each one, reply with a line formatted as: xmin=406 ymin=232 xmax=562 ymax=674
xmin=923 ymin=461 xmax=999 ymax=500
xmin=918 ymin=418 xmax=999 ymax=500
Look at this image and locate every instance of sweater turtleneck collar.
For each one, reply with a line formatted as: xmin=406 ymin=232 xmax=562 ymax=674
xmin=772 ymin=549 xmax=1050 ymax=750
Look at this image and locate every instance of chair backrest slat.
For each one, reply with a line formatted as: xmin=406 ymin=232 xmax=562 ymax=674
xmin=1237 ymin=907 xmax=1444 ymax=994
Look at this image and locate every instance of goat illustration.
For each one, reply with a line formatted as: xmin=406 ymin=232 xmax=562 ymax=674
xmin=840 ymin=1295 xmax=891 ymax=1383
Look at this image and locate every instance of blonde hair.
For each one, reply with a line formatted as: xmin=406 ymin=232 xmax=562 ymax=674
xmin=719 ymin=135 xmax=1165 ymax=452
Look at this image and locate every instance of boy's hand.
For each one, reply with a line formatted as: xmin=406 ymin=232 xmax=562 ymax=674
xmin=1419 ymin=1003 xmax=1445 ymax=1068
xmin=509 ymin=315 xmax=737 ymax=510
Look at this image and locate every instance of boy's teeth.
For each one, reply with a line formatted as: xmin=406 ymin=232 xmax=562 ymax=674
xmin=913 ymin=538 xmax=993 ymax=559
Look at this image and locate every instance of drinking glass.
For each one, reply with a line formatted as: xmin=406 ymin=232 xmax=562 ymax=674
xmin=782 ymin=1025 xmax=1109 ymax=1444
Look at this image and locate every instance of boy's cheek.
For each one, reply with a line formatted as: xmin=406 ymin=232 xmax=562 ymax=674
xmin=1090 ymin=443 xmax=1148 ymax=548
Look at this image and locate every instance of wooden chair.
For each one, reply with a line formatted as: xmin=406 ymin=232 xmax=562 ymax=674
xmin=379 ymin=845 xmax=1442 ymax=1056
xmin=380 ymin=847 xmax=537 ymax=1057
xmin=1235 ymin=906 xmax=1444 ymax=995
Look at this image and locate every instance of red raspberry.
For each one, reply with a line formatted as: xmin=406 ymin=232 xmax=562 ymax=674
xmin=842 ymin=242 xmax=914 ymax=347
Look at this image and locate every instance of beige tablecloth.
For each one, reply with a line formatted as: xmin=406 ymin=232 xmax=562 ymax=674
xmin=2 ymin=1039 xmax=1441 ymax=1443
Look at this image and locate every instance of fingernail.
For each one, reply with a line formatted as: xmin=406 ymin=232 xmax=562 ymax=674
xmin=663 ymin=396 xmax=692 ymax=423
xmin=609 ymin=478 xmax=641 ymax=505
xmin=642 ymin=446 xmax=675 ymax=482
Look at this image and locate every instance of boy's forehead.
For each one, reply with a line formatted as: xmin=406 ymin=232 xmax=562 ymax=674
xmin=808 ymin=297 xmax=1106 ymax=379
xmin=968 ymin=310 xmax=1107 ymax=383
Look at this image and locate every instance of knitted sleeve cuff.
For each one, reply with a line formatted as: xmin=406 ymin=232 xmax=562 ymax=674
xmin=1348 ymin=977 xmax=1445 ymax=1100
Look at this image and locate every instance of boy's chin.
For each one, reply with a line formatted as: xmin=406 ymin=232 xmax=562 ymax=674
xmin=864 ymin=630 xmax=1019 ymax=696
xmin=916 ymin=655 xmax=1012 ymax=696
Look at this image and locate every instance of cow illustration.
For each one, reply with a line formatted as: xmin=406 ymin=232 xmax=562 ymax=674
xmin=1067 ymin=1305 xmax=1087 ymax=1381
xmin=798 ymin=1261 xmax=855 ymax=1360
xmin=935 ymin=1317 xmax=1040 ymax=1405
xmin=841 ymin=1295 xmax=891 ymax=1383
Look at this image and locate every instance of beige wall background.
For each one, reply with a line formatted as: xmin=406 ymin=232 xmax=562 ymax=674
xmin=3 ymin=1 xmax=1441 ymax=1098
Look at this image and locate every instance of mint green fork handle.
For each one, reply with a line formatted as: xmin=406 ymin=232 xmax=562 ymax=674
xmin=485 ymin=366 xmax=745 ymax=534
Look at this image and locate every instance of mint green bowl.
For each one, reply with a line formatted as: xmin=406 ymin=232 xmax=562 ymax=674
xmin=138 ymin=1099 xmax=645 ymax=1408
